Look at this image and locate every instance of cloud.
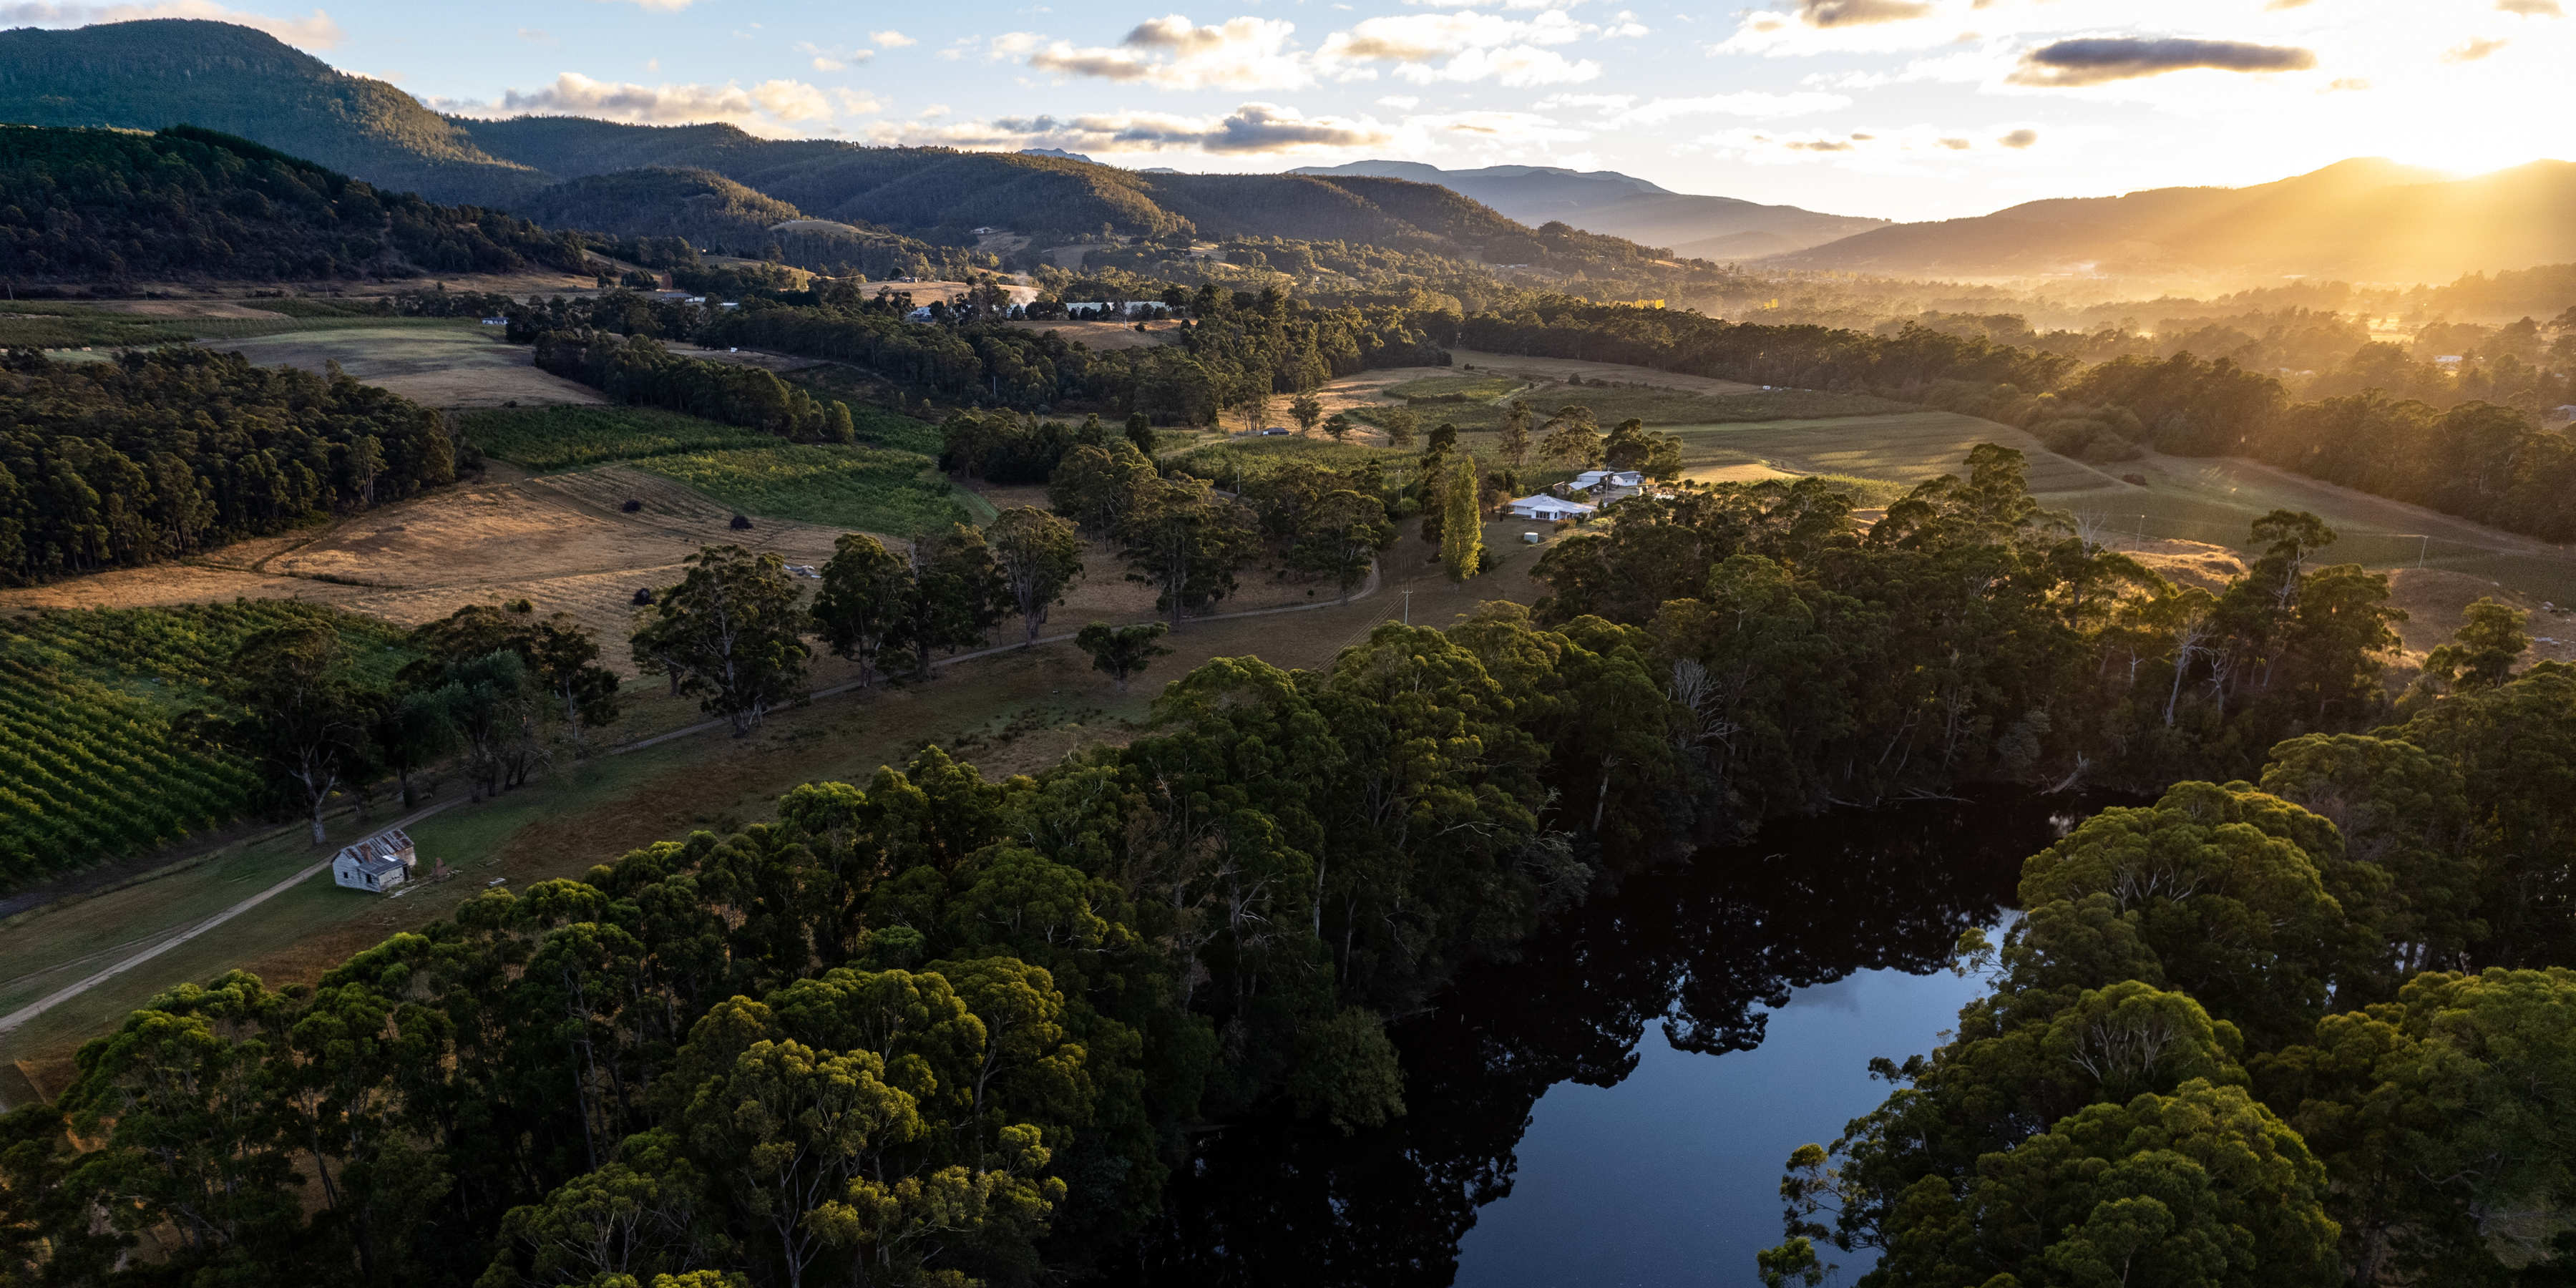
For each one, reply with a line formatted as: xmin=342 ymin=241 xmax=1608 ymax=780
xmin=1014 ymin=15 xmax=1312 ymax=89
xmin=2442 ymin=36 xmax=2507 ymax=61
xmin=2008 ymin=36 xmax=2317 ymax=87
xmin=444 ymin=72 xmax=844 ymax=136
xmin=0 ymin=0 xmax=341 ymax=47
xmin=2496 ymin=0 xmax=2560 ymax=14
xmin=517 ymin=26 xmax=552 ymax=42
xmin=904 ymin=101 xmax=1392 ymax=155
xmin=1604 ymin=89 xmax=1852 ymax=122
xmin=1996 ymin=126 xmax=2037 ymax=147
xmin=1320 ymin=9 xmax=1603 ymax=83
xmin=1793 ymin=0 xmax=1932 ymax=26
xmin=1377 ymin=94 xmax=1422 ymax=107
xmin=872 ymin=29 xmax=917 ymax=46
xmin=798 ymin=41 xmax=872 ymax=72
xmin=601 ymin=0 xmax=692 ymax=9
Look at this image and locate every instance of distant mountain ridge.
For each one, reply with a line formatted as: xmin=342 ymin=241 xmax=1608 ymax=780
xmin=0 ymin=20 xmax=1658 ymax=265
xmin=1769 ymin=158 xmax=2576 ymax=284
xmin=1290 ymin=159 xmax=1887 ymax=258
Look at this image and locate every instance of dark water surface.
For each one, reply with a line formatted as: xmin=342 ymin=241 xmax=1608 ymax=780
xmin=1121 ymin=791 xmax=2087 ymax=1287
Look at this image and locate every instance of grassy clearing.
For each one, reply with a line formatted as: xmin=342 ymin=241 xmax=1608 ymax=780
xmin=0 ymin=308 xmax=480 ymax=350
xmin=1665 ymin=411 xmax=2117 ymax=495
xmin=1352 ymin=384 xmax=1913 ymax=434
xmin=634 ymin=444 xmax=971 ymax=535
xmin=1385 ymin=374 xmax=1527 ymax=401
xmin=460 ymin=406 xmax=779 ymax=471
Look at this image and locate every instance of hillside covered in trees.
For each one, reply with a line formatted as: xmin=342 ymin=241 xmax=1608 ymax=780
xmin=0 ymin=19 xmax=546 ymax=204
xmin=0 ymin=346 xmax=454 ymax=583
xmin=0 ymin=19 xmax=1735 ymax=286
xmin=0 ymin=125 xmax=587 ymax=286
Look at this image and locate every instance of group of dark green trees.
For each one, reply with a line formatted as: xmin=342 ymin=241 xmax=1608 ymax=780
xmin=1763 ymin=648 xmax=2576 ymax=1287
xmin=696 ymin=281 xmax=1444 ymax=424
xmin=530 ymin=332 xmax=857 ymax=444
xmin=0 ymin=346 xmax=454 ymax=584
xmin=182 ymin=602 xmax=623 ymax=843
xmin=1 ymin=125 xmax=585 ymax=284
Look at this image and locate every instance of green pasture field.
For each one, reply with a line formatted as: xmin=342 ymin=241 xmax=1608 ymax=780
xmin=0 ymin=306 xmax=482 ymax=350
xmin=634 ymin=444 xmax=973 ymax=535
xmin=460 ymin=405 xmax=779 ymax=471
xmin=1664 ymin=411 xmax=2122 ymax=495
xmin=1356 ymin=384 xmax=1914 ymax=433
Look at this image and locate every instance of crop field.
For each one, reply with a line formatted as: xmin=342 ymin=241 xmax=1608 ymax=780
xmin=462 ymin=405 xmax=783 ymax=471
xmin=0 ymin=305 xmax=490 ymax=351
xmin=0 ymin=603 xmax=410 ymax=885
xmin=1663 ymin=411 xmax=2123 ymax=494
xmin=208 ymin=324 xmax=603 ymax=408
xmin=633 ymin=444 xmax=974 ymax=536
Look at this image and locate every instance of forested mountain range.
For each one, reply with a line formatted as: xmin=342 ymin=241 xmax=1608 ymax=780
xmin=0 ymin=18 xmax=547 ymax=203
xmin=0 ymin=19 xmax=1690 ymax=268
xmin=1773 ymin=157 xmax=2576 ymax=284
xmin=1291 ymin=159 xmax=1888 ymax=258
xmin=0 ymin=124 xmax=585 ymax=284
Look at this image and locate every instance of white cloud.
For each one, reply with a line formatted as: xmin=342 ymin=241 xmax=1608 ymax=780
xmin=441 ymin=72 xmax=844 ymax=137
xmin=0 ymin=0 xmax=342 ymax=48
xmin=1321 ymin=9 xmax=1605 ymax=83
xmin=599 ymin=0 xmax=692 ymax=10
xmin=871 ymin=29 xmax=917 ymax=47
xmin=1376 ymin=93 xmax=1423 ymax=107
xmin=1579 ymin=89 xmax=1853 ymax=121
xmin=1013 ymin=15 xmax=1314 ymax=89
xmin=889 ymin=100 xmax=1393 ymax=155
xmin=798 ymin=40 xmax=873 ymax=72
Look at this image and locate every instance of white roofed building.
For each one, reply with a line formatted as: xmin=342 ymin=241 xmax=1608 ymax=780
xmin=1506 ymin=494 xmax=1597 ymax=522
xmin=333 ymin=826 xmax=417 ymax=892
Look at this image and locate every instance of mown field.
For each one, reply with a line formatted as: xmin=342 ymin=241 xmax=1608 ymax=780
xmin=0 ymin=304 xmax=485 ymax=350
xmin=1355 ymin=376 xmax=1914 ymax=434
xmin=1664 ymin=411 xmax=2122 ymax=495
xmin=462 ymin=405 xmax=976 ymax=535
xmin=0 ymin=602 xmax=411 ymax=887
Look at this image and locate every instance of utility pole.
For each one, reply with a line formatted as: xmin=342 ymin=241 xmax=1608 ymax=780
xmin=2418 ymin=535 xmax=2429 ymax=569
xmin=1400 ymin=589 xmax=1414 ymax=626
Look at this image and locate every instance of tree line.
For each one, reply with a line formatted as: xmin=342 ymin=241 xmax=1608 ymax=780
xmin=1444 ymin=298 xmax=2576 ymax=542
xmin=1 ymin=125 xmax=587 ymax=286
xmin=696 ymin=282 xmax=1446 ymax=424
xmin=1764 ymin=640 xmax=2576 ymax=1286
xmin=530 ymin=331 xmax=857 ymax=444
xmin=0 ymin=346 xmax=454 ymax=584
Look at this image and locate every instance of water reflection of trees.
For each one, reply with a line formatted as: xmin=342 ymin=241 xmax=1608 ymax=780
xmin=1111 ymin=794 xmax=2069 ymax=1287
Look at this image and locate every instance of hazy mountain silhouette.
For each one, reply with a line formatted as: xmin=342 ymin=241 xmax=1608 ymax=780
xmin=1770 ymin=158 xmax=2576 ymax=284
xmin=1290 ymin=160 xmax=1887 ymax=258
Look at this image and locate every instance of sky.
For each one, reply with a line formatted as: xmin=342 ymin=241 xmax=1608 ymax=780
xmin=9 ymin=0 xmax=2572 ymax=219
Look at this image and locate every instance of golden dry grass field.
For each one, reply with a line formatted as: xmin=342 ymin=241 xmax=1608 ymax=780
xmin=209 ymin=325 xmax=605 ymax=408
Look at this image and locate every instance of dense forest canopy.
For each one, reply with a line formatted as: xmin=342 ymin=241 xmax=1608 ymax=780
xmin=0 ymin=346 xmax=453 ymax=584
xmin=0 ymin=125 xmax=586 ymax=285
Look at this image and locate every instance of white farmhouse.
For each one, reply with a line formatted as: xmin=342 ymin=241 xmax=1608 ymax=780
xmin=333 ymin=827 xmax=417 ymax=893
xmin=1573 ymin=469 xmax=1644 ymax=500
xmin=1506 ymin=494 xmax=1597 ymax=522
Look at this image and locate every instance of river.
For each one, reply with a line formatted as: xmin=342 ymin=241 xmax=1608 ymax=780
xmin=1115 ymin=791 xmax=2094 ymax=1287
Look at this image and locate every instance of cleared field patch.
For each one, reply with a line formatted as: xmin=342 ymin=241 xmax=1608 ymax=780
xmin=462 ymin=405 xmax=779 ymax=471
xmin=1448 ymin=348 xmax=1767 ymax=396
xmin=209 ymin=324 xmax=603 ymax=408
xmin=1665 ymin=411 xmax=2122 ymax=495
xmin=1002 ymin=319 xmax=1181 ymax=351
xmin=633 ymin=444 xmax=972 ymax=536
xmin=1384 ymin=374 xmax=1527 ymax=401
